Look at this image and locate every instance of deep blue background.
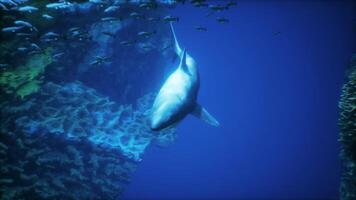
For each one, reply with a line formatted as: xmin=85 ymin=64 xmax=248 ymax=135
xmin=124 ymin=1 xmax=356 ymax=199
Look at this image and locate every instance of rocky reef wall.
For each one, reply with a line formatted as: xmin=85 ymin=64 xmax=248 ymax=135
xmin=0 ymin=0 xmax=179 ymax=199
xmin=339 ymin=56 xmax=356 ymax=200
xmin=0 ymin=81 xmax=176 ymax=199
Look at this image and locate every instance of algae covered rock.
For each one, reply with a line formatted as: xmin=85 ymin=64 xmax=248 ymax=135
xmin=0 ymin=48 xmax=52 ymax=99
xmin=339 ymin=59 xmax=356 ymax=200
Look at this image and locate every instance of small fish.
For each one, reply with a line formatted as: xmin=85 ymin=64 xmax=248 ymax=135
xmin=42 ymin=14 xmax=54 ymax=20
xmin=44 ymin=32 xmax=60 ymax=37
xmin=191 ymin=0 xmax=207 ymax=5
xmin=66 ymin=30 xmax=80 ymax=38
xmin=17 ymin=5 xmax=38 ymax=13
xmin=17 ymin=47 xmax=27 ymax=52
xmin=130 ymin=12 xmax=144 ymax=19
xmin=30 ymin=43 xmax=41 ymax=50
xmin=94 ymin=55 xmax=109 ymax=60
xmin=111 ymin=0 xmax=121 ymax=6
xmin=216 ymin=17 xmax=229 ymax=23
xmin=209 ymin=4 xmax=228 ymax=11
xmin=193 ymin=2 xmax=208 ymax=7
xmin=46 ymin=2 xmax=72 ymax=10
xmin=14 ymin=20 xmax=31 ymax=27
xmin=68 ymin=27 xmax=81 ymax=32
xmin=28 ymin=50 xmax=41 ymax=55
xmin=147 ymin=17 xmax=160 ymax=22
xmin=90 ymin=60 xmax=100 ymax=66
xmin=139 ymin=2 xmax=156 ymax=9
xmin=141 ymin=43 xmax=154 ymax=50
xmin=104 ymin=5 xmax=119 ymax=13
xmin=69 ymin=30 xmax=81 ymax=37
xmin=90 ymin=55 xmax=110 ymax=66
xmin=0 ymin=0 xmax=17 ymax=7
xmin=73 ymin=32 xmax=92 ymax=41
xmin=101 ymin=17 xmax=121 ymax=22
xmin=2 ymin=26 xmax=23 ymax=33
xmin=137 ymin=31 xmax=156 ymax=38
xmin=102 ymin=31 xmax=116 ymax=38
xmin=67 ymin=29 xmax=90 ymax=41
xmin=163 ymin=15 xmax=179 ymax=22
xmin=41 ymin=32 xmax=60 ymax=42
xmin=89 ymin=0 xmax=107 ymax=4
xmin=14 ymin=20 xmax=38 ymax=32
xmin=120 ymin=40 xmax=136 ymax=46
xmin=0 ymin=2 xmax=8 ymax=10
xmin=53 ymin=52 xmax=64 ymax=59
xmin=195 ymin=26 xmax=207 ymax=31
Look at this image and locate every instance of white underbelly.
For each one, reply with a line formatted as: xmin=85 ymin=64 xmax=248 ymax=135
xmin=156 ymin=70 xmax=191 ymax=107
xmin=151 ymin=69 xmax=194 ymax=126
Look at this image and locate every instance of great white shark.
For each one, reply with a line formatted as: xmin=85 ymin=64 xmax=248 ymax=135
xmin=149 ymin=23 xmax=219 ymax=131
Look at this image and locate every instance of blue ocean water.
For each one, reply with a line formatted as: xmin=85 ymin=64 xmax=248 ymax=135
xmin=124 ymin=1 xmax=356 ymax=199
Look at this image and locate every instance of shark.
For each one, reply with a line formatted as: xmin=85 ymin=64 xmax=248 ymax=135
xmin=149 ymin=23 xmax=219 ymax=131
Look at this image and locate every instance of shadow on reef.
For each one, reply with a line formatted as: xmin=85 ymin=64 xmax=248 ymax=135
xmin=0 ymin=81 xmax=176 ymax=200
xmin=339 ymin=55 xmax=356 ymax=200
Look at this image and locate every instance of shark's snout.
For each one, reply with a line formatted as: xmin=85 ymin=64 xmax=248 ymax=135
xmin=150 ymin=114 xmax=162 ymax=131
xmin=150 ymin=120 xmax=159 ymax=131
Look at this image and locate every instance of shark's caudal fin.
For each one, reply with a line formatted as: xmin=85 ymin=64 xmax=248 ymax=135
xmin=170 ymin=22 xmax=182 ymax=55
xmin=191 ymin=104 xmax=220 ymax=127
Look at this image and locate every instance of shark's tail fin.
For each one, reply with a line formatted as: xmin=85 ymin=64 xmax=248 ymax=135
xmin=170 ymin=22 xmax=182 ymax=55
xmin=191 ymin=104 xmax=220 ymax=127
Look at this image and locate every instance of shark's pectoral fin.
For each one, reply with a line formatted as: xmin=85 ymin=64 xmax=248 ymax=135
xmin=191 ymin=104 xmax=220 ymax=127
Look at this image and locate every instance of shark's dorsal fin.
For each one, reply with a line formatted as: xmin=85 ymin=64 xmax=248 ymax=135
xmin=191 ymin=104 xmax=220 ymax=127
xmin=179 ymin=49 xmax=189 ymax=72
xmin=170 ymin=22 xmax=182 ymax=55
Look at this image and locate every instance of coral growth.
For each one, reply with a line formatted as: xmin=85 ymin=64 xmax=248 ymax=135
xmin=0 ymin=48 xmax=52 ymax=99
xmin=14 ymin=82 xmax=159 ymax=161
xmin=339 ymin=60 xmax=356 ymax=200
xmin=0 ymin=81 xmax=176 ymax=200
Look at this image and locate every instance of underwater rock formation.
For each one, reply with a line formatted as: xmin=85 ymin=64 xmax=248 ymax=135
xmin=339 ymin=57 xmax=356 ymax=200
xmin=0 ymin=1 xmax=181 ymax=199
xmin=0 ymin=81 xmax=176 ymax=200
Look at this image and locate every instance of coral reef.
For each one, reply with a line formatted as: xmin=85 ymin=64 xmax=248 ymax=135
xmin=339 ymin=58 xmax=356 ymax=200
xmin=0 ymin=48 xmax=52 ymax=99
xmin=0 ymin=81 xmax=176 ymax=200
